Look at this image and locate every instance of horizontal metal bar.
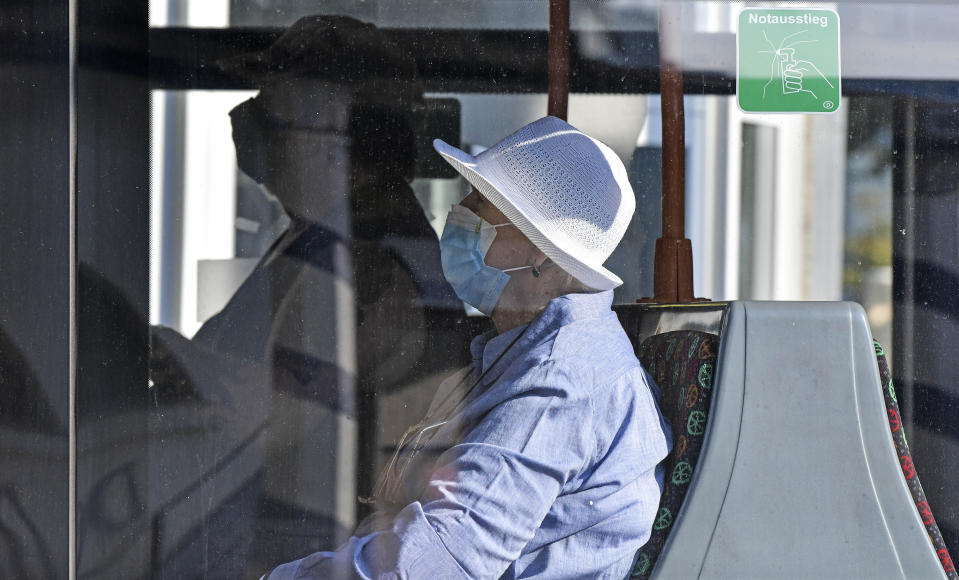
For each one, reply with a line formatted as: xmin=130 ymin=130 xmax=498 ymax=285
xmin=149 ymin=27 xmax=696 ymax=94
xmin=147 ymin=27 xmax=959 ymax=100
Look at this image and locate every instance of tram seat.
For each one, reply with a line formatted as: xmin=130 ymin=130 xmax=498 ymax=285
xmin=614 ymin=301 xmax=949 ymax=579
xmin=633 ymin=329 xmax=720 ymax=578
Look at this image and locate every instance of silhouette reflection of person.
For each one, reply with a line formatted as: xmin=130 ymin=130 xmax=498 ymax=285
xmin=149 ymin=15 xmax=470 ymax=578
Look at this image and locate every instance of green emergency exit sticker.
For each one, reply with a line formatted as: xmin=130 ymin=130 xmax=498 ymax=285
xmin=737 ymin=9 xmax=841 ymax=113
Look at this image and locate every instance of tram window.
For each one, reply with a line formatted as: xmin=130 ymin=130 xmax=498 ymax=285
xmin=150 ymin=89 xmax=264 ymax=336
xmin=224 ymin=0 xmax=658 ymax=30
xmin=141 ymin=4 xmax=667 ymax=576
xmin=11 ymin=0 xmax=945 ymax=577
xmin=844 ymin=97 xmax=894 ymax=352
xmin=145 ymin=17 xmax=479 ymax=577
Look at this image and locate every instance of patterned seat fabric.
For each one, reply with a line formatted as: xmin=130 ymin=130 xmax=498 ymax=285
xmin=629 ymin=330 xmax=719 ymax=579
xmin=874 ymin=340 xmax=957 ymax=579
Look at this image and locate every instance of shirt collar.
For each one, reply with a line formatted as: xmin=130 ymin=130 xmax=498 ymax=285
xmin=471 ymin=323 xmax=527 ymax=374
xmin=530 ymin=290 xmax=614 ymax=331
xmin=469 ymin=290 xmax=614 ymax=374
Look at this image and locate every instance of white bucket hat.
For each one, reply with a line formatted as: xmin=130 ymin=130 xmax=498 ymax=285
xmin=432 ymin=115 xmax=636 ymax=291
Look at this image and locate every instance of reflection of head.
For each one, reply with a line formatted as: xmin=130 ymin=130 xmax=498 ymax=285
xmin=0 ymin=324 xmax=64 ymax=434
xmin=434 ymin=116 xmax=636 ymax=292
xmin=225 ymin=15 xmax=423 ymax=190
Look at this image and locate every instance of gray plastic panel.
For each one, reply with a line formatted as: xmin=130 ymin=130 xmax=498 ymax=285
xmin=650 ymin=302 xmax=746 ymax=579
xmin=651 ymin=301 xmax=944 ymax=580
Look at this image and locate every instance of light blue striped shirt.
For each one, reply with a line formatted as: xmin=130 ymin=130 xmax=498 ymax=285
xmin=266 ymin=290 xmax=670 ymax=579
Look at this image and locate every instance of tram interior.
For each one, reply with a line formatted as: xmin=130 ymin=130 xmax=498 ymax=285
xmin=2 ymin=1 xmax=958 ymax=578
xmin=139 ymin=3 xmax=956 ymax=575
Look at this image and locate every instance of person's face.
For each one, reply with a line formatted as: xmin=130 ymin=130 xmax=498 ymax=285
xmin=235 ymin=80 xmax=350 ymax=224
xmin=459 ymin=188 xmax=540 ymax=272
xmin=458 ymin=188 xmax=553 ymax=321
xmin=255 ymin=78 xmax=343 ymax=127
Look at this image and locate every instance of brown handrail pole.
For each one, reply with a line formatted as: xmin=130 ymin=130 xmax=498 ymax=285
xmin=659 ymin=2 xmax=685 ymax=241
xmin=548 ymin=0 xmax=570 ymax=120
xmin=640 ymin=1 xmax=702 ymax=304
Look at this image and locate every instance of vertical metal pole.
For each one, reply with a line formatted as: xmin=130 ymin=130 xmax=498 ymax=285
xmin=659 ymin=3 xmax=685 ymax=243
xmin=892 ymin=97 xmax=917 ymax=443
xmin=548 ymin=0 xmax=570 ymax=120
xmin=68 ymin=0 xmax=78 ymax=576
xmin=643 ymin=1 xmax=699 ymax=303
xmin=159 ymin=0 xmax=186 ymax=329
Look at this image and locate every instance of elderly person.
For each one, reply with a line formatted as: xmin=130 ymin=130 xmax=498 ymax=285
xmin=266 ymin=116 xmax=670 ymax=579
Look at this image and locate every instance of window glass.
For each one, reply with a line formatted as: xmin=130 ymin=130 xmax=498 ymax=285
xmin=58 ymin=0 xmax=959 ymax=576
xmin=155 ymin=0 xmax=661 ymax=30
xmin=150 ymin=89 xmax=262 ymax=335
xmin=844 ymin=97 xmax=893 ymax=352
xmin=146 ymin=8 xmax=479 ymax=576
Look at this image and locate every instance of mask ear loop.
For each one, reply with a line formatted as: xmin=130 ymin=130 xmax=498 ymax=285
xmin=501 ymin=257 xmax=551 ymax=277
xmin=486 ymin=220 xmax=551 ymax=278
xmin=501 ymin=264 xmax=533 ymax=274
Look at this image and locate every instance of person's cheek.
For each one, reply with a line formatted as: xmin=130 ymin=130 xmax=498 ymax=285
xmin=495 ymin=239 xmax=527 ymax=271
xmin=484 ymin=238 xmax=511 ymax=270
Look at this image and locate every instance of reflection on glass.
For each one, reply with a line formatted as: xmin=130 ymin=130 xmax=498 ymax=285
xmin=227 ymin=0 xmax=658 ymax=30
xmin=118 ymin=0 xmax=957 ymax=574
xmin=147 ymin=15 xmax=471 ymax=577
xmin=0 ymin=326 xmax=68 ymax=579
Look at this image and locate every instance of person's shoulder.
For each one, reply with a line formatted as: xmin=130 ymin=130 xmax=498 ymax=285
xmin=550 ymin=310 xmax=635 ymax=360
xmin=547 ymin=312 xmax=639 ymax=386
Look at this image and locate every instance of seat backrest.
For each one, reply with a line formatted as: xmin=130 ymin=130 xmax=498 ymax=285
xmin=616 ymin=301 xmax=948 ymax=579
xmin=629 ymin=330 xmax=719 ymax=578
xmin=875 ymin=340 xmax=957 ymax=579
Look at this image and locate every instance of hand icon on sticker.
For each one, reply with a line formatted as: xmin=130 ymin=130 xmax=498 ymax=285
xmin=761 ymin=30 xmax=835 ymax=100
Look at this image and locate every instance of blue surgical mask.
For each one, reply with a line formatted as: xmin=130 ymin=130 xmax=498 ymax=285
xmin=439 ymin=204 xmax=532 ymax=316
